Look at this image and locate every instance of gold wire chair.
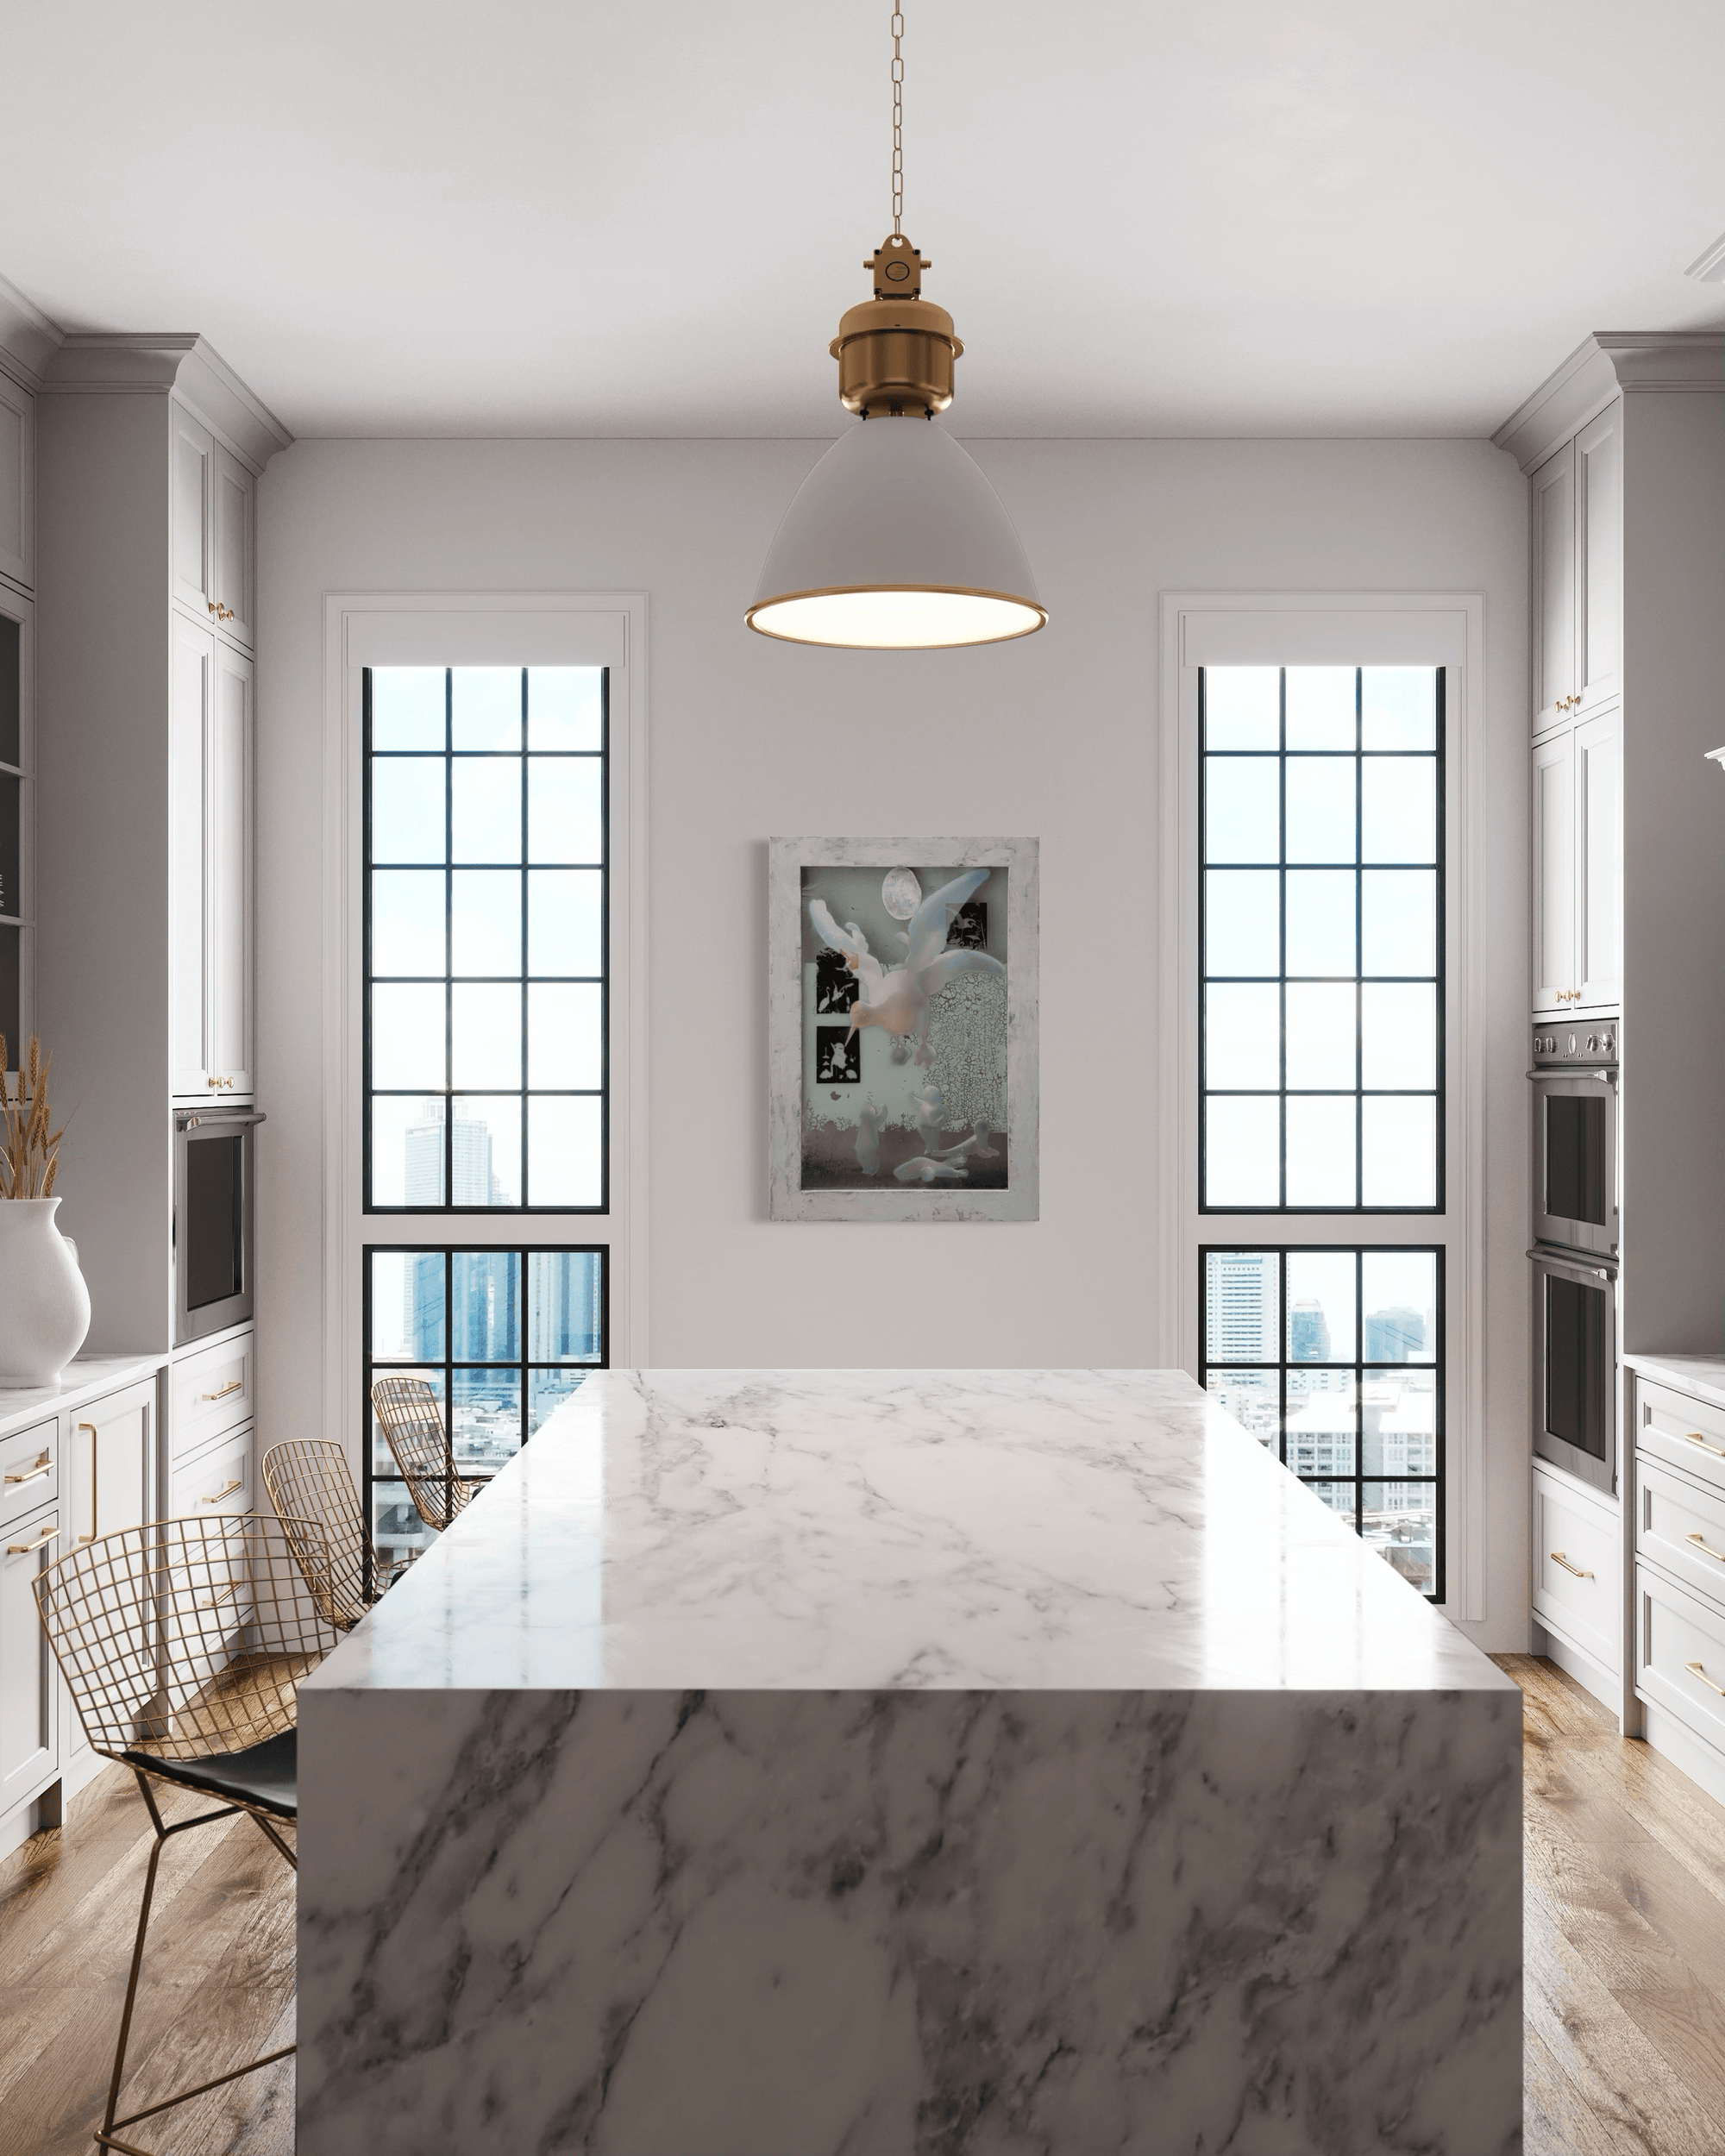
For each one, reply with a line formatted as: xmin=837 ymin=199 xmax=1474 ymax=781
xmin=33 ymin=1514 xmax=341 ymax=2156
xmin=260 ymin=1435 xmax=409 ymax=1630
xmin=370 ymin=1374 xmax=491 ymax=1532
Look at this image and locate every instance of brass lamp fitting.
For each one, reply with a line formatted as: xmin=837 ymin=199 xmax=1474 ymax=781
xmin=829 ymin=233 xmax=963 ymax=417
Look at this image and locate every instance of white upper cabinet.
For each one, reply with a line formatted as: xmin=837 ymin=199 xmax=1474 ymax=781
xmin=170 ymin=615 xmax=212 ymax=1096
xmin=206 ymin=642 xmax=254 ymax=1094
xmin=1533 ymin=728 xmax=1575 ymax=1012
xmin=1532 ymin=442 xmax=1576 ymax=734
xmin=170 ymin=402 xmax=213 ymax=617
xmin=1576 ymin=404 xmax=1622 ymax=714
xmin=1531 ymin=399 xmax=1625 ymax=738
xmin=1573 ymin=705 xmax=1622 ymax=1012
xmin=211 ymin=445 xmax=254 ymax=648
xmin=0 ymin=372 xmax=31 ymax=592
xmin=170 ymin=617 xmax=254 ymax=1099
xmin=1532 ymin=705 xmax=1622 ymax=1016
xmin=170 ymin=400 xmax=254 ymax=652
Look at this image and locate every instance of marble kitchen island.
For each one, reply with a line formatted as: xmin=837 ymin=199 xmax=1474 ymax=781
xmin=297 ymin=1369 xmax=1521 ymax=2156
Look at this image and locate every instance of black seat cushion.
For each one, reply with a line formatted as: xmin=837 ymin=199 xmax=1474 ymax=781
xmin=121 ymin=1730 xmax=298 ymax=1821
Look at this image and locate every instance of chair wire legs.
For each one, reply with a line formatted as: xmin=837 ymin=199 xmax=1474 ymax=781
xmin=95 ymin=1770 xmax=297 ymax=2156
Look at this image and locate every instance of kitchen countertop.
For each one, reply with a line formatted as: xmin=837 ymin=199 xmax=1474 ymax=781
xmin=1624 ymin=1352 xmax=1725 ymax=1413
xmin=0 ymin=1351 xmax=166 ymax=1442
xmin=298 ymin=1369 xmax=1521 ymax=2156
xmin=308 ymin=1365 xmax=1510 ymax=1696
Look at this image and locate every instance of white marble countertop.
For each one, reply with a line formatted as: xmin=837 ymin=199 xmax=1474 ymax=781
xmin=1624 ymin=1352 xmax=1725 ymax=1413
xmin=310 ymin=1369 xmax=1510 ymax=1696
xmin=0 ymin=1351 xmax=166 ymax=1443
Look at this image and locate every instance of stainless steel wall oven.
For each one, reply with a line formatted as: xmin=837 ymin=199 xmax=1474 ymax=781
xmin=173 ymin=1107 xmax=262 ymax=1344
xmin=1530 ymin=1243 xmax=1616 ymax=1494
xmin=1530 ymin=1020 xmax=1617 ymax=1256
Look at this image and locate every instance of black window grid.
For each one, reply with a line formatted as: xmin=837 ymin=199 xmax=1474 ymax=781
xmin=1198 ymin=1243 xmax=1446 ymax=1602
xmin=1199 ymin=666 xmax=1446 ymax=1213
xmin=362 ymin=1241 xmax=610 ymax=1581
xmin=363 ymin=664 xmax=610 ymax=1213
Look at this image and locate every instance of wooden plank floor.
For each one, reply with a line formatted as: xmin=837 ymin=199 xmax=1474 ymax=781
xmin=0 ymin=1763 xmax=294 ymax=2155
xmin=3 ymin=1661 xmax=1723 ymax=2153
xmin=1502 ymin=1652 xmax=1725 ymax=2156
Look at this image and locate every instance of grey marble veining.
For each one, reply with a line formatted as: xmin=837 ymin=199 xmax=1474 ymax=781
xmin=298 ymin=1369 xmax=1521 ymax=2156
xmin=306 ymin=1367 xmax=1512 ymax=1696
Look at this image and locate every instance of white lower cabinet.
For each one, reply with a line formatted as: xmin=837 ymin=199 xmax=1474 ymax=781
xmin=168 ymin=1420 xmax=254 ymax=1523
xmin=1 ymin=1501 xmax=58 ymax=1813
xmin=64 ymin=1377 xmax=155 ymax=1552
xmin=1629 ymin=1365 xmax=1725 ymax=1804
xmin=0 ymin=1369 xmax=166 ymax=1856
xmin=1635 ymin=1564 xmax=1725 ymax=1757
xmin=1532 ymin=1463 xmax=1622 ymax=1679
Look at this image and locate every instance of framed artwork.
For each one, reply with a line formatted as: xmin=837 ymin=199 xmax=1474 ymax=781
xmin=768 ymin=837 xmax=1039 ymax=1221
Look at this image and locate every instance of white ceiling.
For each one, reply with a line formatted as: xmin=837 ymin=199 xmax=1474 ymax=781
xmin=1 ymin=0 xmax=1722 ymax=440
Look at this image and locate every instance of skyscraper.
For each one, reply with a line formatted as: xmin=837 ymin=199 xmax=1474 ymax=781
xmin=1289 ymin=1298 xmax=1331 ymax=1362
xmin=1364 ymin=1305 xmax=1427 ymax=1363
xmin=1207 ymin=1255 xmax=1276 ymax=1364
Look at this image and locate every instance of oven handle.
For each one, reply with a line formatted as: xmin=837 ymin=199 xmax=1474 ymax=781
xmin=176 ymin=1110 xmax=267 ymax=1131
xmin=1527 ymin=1248 xmax=1617 ymax=1283
xmin=1526 ymin=1069 xmax=1616 ymax=1082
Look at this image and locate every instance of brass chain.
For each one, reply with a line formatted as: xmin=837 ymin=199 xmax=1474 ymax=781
xmin=890 ymin=8 xmax=904 ymax=235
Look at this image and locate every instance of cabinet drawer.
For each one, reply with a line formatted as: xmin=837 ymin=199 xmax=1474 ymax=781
xmin=168 ymin=1423 xmax=253 ymax=1522
xmin=1532 ymin=1466 xmax=1622 ymax=1672
xmin=0 ymin=1417 xmax=56 ymax=1532
xmin=1636 ymin=1455 xmax=1725 ymax=1613
xmin=2 ymin=1503 xmax=60 ymax=1808
xmin=1636 ymin=1563 xmax=1725 ymax=1759
xmin=1634 ymin=1378 xmax=1725 ymax=1500
xmin=170 ymin=1332 xmax=254 ymax=1462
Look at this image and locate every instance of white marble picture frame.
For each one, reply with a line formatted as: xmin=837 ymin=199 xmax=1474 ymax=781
xmin=768 ymin=836 xmax=1039 ymax=1221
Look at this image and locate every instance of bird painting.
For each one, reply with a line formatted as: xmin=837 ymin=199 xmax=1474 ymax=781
xmin=809 ymin=870 xmax=1004 ymax=1070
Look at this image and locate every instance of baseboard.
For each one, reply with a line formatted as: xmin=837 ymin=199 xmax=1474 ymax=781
xmin=1640 ymin=1702 xmax=1725 ymax=1814
xmin=1532 ymin=1618 xmax=1622 ymax=1720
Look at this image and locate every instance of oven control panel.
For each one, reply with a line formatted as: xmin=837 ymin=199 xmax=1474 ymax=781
xmin=1532 ymin=1020 xmax=1618 ymax=1069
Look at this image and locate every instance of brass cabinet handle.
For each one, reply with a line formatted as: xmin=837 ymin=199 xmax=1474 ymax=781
xmin=78 ymin=1422 xmax=97 ymax=1544
xmin=216 ymin=604 xmax=235 ymax=622
xmin=7 ymin=1521 xmax=58 ymax=1557
xmin=1686 ymin=1660 xmax=1725 ymax=1700
xmin=199 ymin=1478 xmax=243 ymax=1504
xmin=205 ymin=1075 xmax=234 ymax=1089
xmin=1550 ymin=1550 xmax=1594 ymax=1580
xmin=3 ymin=1452 xmax=51 ymax=1486
xmin=1683 ymin=1431 xmax=1725 ymax=1460
xmin=1687 ymin=1532 xmax=1725 ymax=1565
xmin=207 ymin=600 xmax=219 ymax=616
xmin=199 ymin=1380 xmax=243 ymax=1402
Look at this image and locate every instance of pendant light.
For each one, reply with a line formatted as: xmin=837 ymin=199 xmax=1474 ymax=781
xmin=746 ymin=7 xmax=1045 ymax=650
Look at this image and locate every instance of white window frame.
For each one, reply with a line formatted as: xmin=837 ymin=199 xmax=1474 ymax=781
xmin=1158 ymin=593 xmax=1486 ymax=1619
xmin=320 ymin=593 xmax=649 ymax=1459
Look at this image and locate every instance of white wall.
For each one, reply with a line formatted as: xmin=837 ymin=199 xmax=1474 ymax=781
xmin=255 ymin=435 xmax=1531 ymax=1647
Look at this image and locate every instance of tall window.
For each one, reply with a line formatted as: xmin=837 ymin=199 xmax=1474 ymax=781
xmin=1201 ymin=1246 xmax=1444 ymax=1599
xmin=1201 ymin=667 xmax=1443 ymax=1211
xmin=1195 ymin=661 xmax=1450 ymax=1599
xmin=364 ymin=1245 xmax=605 ymax=1565
xmin=365 ymin=665 xmax=606 ymax=1212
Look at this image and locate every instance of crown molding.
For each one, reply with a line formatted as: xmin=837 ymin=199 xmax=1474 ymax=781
xmin=1494 ymin=330 xmax=1725 ymax=473
xmin=0 ymin=271 xmax=65 ymax=392
xmin=43 ymin=331 xmax=293 ymax=473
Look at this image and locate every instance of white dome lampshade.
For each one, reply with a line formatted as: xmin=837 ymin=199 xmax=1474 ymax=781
xmin=747 ymin=417 xmax=1045 ymax=650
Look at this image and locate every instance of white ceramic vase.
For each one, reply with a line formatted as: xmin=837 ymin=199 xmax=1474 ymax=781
xmin=0 ymin=1198 xmax=91 ymax=1387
